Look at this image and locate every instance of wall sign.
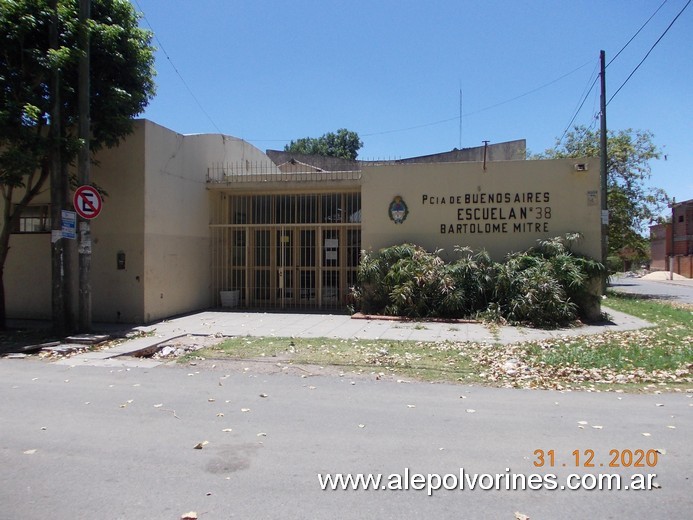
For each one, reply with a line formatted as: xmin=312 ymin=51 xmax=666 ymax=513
xmin=422 ymin=191 xmax=553 ymax=235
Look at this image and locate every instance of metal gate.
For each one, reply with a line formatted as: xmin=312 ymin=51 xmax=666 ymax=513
xmin=211 ymin=192 xmax=361 ymax=310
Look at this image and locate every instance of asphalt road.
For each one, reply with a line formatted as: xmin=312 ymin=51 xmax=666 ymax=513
xmin=1 ymin=358 xmax=691 ymax=520
xmin=609 ymin=275 xmax=693 ymax=305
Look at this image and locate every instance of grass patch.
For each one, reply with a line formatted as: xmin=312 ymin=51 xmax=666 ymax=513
xmin=469 ymin=292 xmax=692 ymax=391
xmin=185 ymin=293 xmax=691 ymax=392
xmin=527 ymin=292 xmax=692 ymax=373
xmin=529 ymin=341 xmax=689 ymax=372
xmin=186 ymin=336 xmax=483 ymax=383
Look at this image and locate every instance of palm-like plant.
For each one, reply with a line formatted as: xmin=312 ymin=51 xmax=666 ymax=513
xmin=350 ymin=235 xmax=604 ymax=327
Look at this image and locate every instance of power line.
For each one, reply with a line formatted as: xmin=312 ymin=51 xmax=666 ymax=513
xmin=608 ymin=0 xmax=691 ymax=105
xmin=462 ymin=61 xmax=594 ymax=118
xmin=361 ymin=115 xmax=459 ymax=138
xmin=248 ymin=61 xmax=592 ymax=143
xmin=557 ymin=61 xmax=600 ymax=145
xmin=558 ymin=0 xmax=681 ymax=143
xmin=607 ymin=0 xmax=669 ymax=67
xmin=131 ymin=0 xmax=224 ymax=134
xmin=360 ymin=60 xmax=593 ymax=138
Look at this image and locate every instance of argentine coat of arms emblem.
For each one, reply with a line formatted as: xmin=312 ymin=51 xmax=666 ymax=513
xmin=388 ymin=196 xmax=408 ymax=224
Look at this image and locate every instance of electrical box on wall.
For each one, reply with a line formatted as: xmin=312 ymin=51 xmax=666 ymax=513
xmin=117 ymin=251 xmax=126 ymax=270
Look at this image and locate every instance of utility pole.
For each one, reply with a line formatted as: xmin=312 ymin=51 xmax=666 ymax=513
xmin=49 ymin=0 xmax=67 ymax=335
xmin=78 ymin=0 xmax=92 ymax=331
xmin=599 ymin=50 xmax=609 ymax=293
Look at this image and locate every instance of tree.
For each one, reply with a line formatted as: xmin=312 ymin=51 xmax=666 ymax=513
xmin=284 ymin=128 xmax=363 ymax=160
xmin=0 ymin=0 xmax=156 ymax=329
xmin=533 ymin=126 xmax=668 ymax=262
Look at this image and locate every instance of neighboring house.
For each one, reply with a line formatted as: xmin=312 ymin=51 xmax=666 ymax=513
xmin=649 ymin=223 xmax=671 ymax=271
xmin=4 ymin=120 xmax=599 ymax=323
xmin=649 ymin=198 xmax=693 ymax=278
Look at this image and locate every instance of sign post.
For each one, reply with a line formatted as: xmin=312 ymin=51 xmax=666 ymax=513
xmin=73 ymin=184 xmax=99 ymax=332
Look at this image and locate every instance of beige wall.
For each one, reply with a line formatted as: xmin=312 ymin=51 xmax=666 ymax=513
xmin=5 ymin=235 xmax=52 ymax=318
xmin=5 ymin=119 xmax=272 ymax=323
xmin=361 ymin=158 xmax=601 ymax=261
xmin=89 ymin=120 xmax=147 ymax=323
xmin=139 ymin=122 xmax=272 ymax=322
xmin=3 ymin=124 xmax=147 ymax=322
xmin=4 ymin=183 xmax=52 ymax=320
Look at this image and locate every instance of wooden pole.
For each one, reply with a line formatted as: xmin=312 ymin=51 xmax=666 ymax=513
xmin=78 ymin=0 xmax=92 ymax=331
xmin=600 ymin=50 xmax=609 ymax=292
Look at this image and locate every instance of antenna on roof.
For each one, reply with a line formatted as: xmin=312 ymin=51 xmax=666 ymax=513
xmin=459 ymin=87 xmax=463 ymax=150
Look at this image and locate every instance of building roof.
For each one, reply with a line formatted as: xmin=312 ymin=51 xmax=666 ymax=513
xmin=265 ymin=150 xmax=361 ymax=172
xmin=385 ymin=140 xmax=526 ymax=164
xmin=266 ymin=139 xmax=526 ymax=172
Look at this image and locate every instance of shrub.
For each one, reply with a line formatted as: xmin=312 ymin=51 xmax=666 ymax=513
xmin=356 ymin=244 xmax=445 ymax=318
xmin=606 ymin=255 xmax=624 ymax=274
xmin=491 ymin=253 xmax=578 ymax=327
xmin=350 ymin=235 xmax=604 ymax=328
xmin=437 ymin=247 xmax=495 ymax=318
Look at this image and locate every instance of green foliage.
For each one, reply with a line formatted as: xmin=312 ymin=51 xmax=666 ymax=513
xmin=0 ymin=0 xmax=156 ymax=188
xmin=533 ymin=126 xmax=668 ymax=259
xmin=284 ymin=128 xmax=363 ymax=160
xmin=606 ymin=255 xmax=624 ymax=274
xmin=438 ymin=247 xmax=495 ymax=317
xmin=490 ymin=261 xmax=576 ymax=327
xmin=523 ymin=292 xmax=693 ymax=376
xmin=489 ymin=237 xmax=604 ymax=327
xmin=351 ymin=236 xmax=605 ymax=328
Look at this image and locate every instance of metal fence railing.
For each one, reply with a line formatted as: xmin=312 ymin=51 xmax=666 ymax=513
xmin=207 ymin=162 xmax=362 ymax=185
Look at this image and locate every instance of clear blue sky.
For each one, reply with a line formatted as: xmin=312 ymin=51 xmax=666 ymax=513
xmin=131 ymin=0 xmax=693 ymax=204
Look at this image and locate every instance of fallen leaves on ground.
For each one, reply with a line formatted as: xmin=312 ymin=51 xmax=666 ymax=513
xmin=466 ymin=328 xmax=692 ymax=391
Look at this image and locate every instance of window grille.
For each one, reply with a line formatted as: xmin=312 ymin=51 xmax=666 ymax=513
xmin=13 ymin=205 xmax=51 ymax=233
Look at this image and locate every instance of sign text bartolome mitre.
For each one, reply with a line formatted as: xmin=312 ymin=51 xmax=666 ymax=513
xmin=422 ymin=191 xmax=553 ymax=235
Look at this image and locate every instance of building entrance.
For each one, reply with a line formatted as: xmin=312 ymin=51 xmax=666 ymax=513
xmin=211 ymin=192 xmax=361 ymax=310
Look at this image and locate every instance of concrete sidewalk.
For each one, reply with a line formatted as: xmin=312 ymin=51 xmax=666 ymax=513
xmin=54 ymin=306 xmax=652 ymax=368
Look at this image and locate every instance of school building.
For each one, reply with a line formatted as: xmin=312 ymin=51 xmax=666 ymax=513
xmin=5 ymin=119 xmax=601 ymax=323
